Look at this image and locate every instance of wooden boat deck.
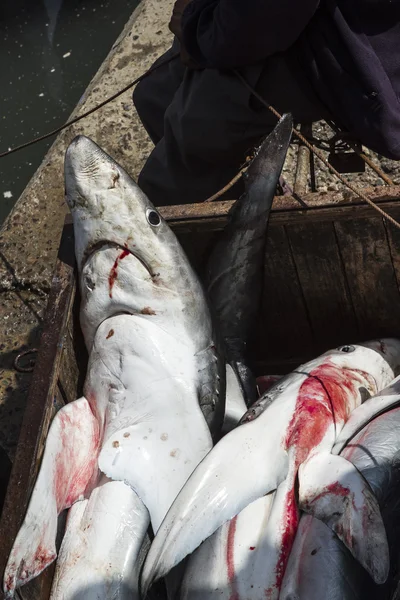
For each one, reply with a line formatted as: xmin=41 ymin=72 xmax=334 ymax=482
xmin=1 ymin=182 xmax=400 ymax=599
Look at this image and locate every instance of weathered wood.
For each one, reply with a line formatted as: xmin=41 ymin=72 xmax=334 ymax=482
xmin=252 ymin=226 xmax=314 ymax=364
xmin=286 ymin=221 xmax=358 ymax=352
xmin=0 ymin=220 xmax=76 ymax=600
xmin=177 ymin=230 xmax=220 ymax=274
xmin=334 ymin=218 xmax=400 ymax=339
xmin=160 ymin=185 xmax=400 ymax=232
xmin=58 ymin=288 xmax=87 ymax=405
xmin=253 ymin=357 xmax=311 ymax=375
xmin=160 ymin=184 xmax=400 ymax=219
xmin=270 ymin=201 xmax=400 ymax=226
xmin=384 ymin=220 xmax=400 ymax=299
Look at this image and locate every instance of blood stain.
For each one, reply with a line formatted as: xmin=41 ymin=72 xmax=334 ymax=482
xmin=226 ymin=516 xmax=239 ymax=600
xmin=108 ymin=248 xmax=129 ymax=298
xmin=141 ymin=306 xmax=156 ymax=315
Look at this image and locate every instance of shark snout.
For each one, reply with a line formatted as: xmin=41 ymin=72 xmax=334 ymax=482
xmin=65 ymin=136 xmax=121 ymax=209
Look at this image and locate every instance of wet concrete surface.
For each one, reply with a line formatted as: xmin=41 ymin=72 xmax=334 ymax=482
xmin=0 ymin=0 xmax=174 ymax=459
xmin=0 ymin=0 xmax=139 ymax=224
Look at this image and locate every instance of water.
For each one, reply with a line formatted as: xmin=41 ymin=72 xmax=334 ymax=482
xmin=0 ymin=0 xmax=139 ymax=225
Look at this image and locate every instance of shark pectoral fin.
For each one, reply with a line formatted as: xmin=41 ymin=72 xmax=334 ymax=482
xmin=222 ymin=364 xmax=248 ymax=435
xmin=298 ymin=453 xmax=389 ymax=584
xmin=140 ymin=421 xmax=287 ymax=597
xmin=3 ymin=397 xmax=100 ymax=597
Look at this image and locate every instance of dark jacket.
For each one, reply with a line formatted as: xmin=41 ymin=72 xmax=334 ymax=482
xmin=182 ymin=0 xmax=400 ymax=159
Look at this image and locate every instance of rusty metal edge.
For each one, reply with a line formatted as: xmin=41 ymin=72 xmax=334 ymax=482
xmin=0 ymin=217 xmax=76 ymax=600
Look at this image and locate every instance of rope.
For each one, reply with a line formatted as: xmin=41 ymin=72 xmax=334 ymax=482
xmin=323 ymin=118 xmax=395 ymax=185
xmin=204 ymin=168 xmax=247 ymax=203
xmin=206 ymin=69 xmax=400 ymax=231
xmin=353 ymin=147 xmax=394 ymax=185
xmin=0 ymin=52 xmax=180 ymax=159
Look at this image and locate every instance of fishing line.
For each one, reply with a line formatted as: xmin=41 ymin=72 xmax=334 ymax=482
xmin=1 ymin=47 xmax=398 ymax=230
xmin=0 ymin=52 xmax=181 ymax=159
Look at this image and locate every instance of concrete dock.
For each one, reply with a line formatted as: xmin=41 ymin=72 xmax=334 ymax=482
xmin=0 ymin=0 xmax=174 ymax=457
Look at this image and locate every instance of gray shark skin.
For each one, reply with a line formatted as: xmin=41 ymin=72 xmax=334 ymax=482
xmin=205 ymin=114 xmax=293 ymax=406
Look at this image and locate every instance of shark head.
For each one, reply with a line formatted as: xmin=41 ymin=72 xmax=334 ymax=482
xmin=64 ymin=135 xmax=210 ymax=349
xmin=321 ymin=338 xmax=400 ymax=393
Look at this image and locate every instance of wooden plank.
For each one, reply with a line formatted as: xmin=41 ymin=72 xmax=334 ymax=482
xmin=251 ymin=226 xmax=315 ymax=366
xmin=385 ymin=220 xmax=400 ymax=299
xmin=160 ymin=185 xmax=400 ymax=232
xmin=176 ymin=230 xmax=219 ymax=275
xmin=272 ymin=183 xmax=400 ymax=211
xmin=269 ymin=202 xmax=400 ymax=227
xmin=164 ymin=201 xmax=400 ymax=232
xmin=253 ymin=357 xmax=311 ymax=375
xmin=160 ymin=184 xmax=400 ymax=220
xmin=334 ymin=218 xmax=400 ymax=339
xmin=58 ymin=288 xmax=87 ymax=405
xmin=286 ymin=222 xmax=358 ymax=353
xmin=0 ymin=218 xmax=76 ymax=600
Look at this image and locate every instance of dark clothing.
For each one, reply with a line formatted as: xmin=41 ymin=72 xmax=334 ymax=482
xmin=181 ymin=0 xmax=320 ymax=68
xmin=182 ymin=0 xmax=400 ymax=159
xmin=134 ymin=0 xmax=400 ymax=206
xmin=133 ymin=40 xmax=329 ymax=206
xmin=295 ymin=0 xmax=400 ymax=159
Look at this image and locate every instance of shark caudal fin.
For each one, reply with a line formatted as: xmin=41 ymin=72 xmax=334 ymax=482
xmin=205 ymin=114 xmax=293 ymax=407
xmin=298 ymin=452 xmax=389 ymax=584
xmin=3 ymin=397 xmax=100 ymax=597
xmin=140 ymin=419 xmax=287 ymax=597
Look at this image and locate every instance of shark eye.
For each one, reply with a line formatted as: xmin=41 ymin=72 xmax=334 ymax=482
xmin=338 ymin=345 xmax=355 ymax=353
xmin=146 ymin=209 xmax=161 ymax=227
